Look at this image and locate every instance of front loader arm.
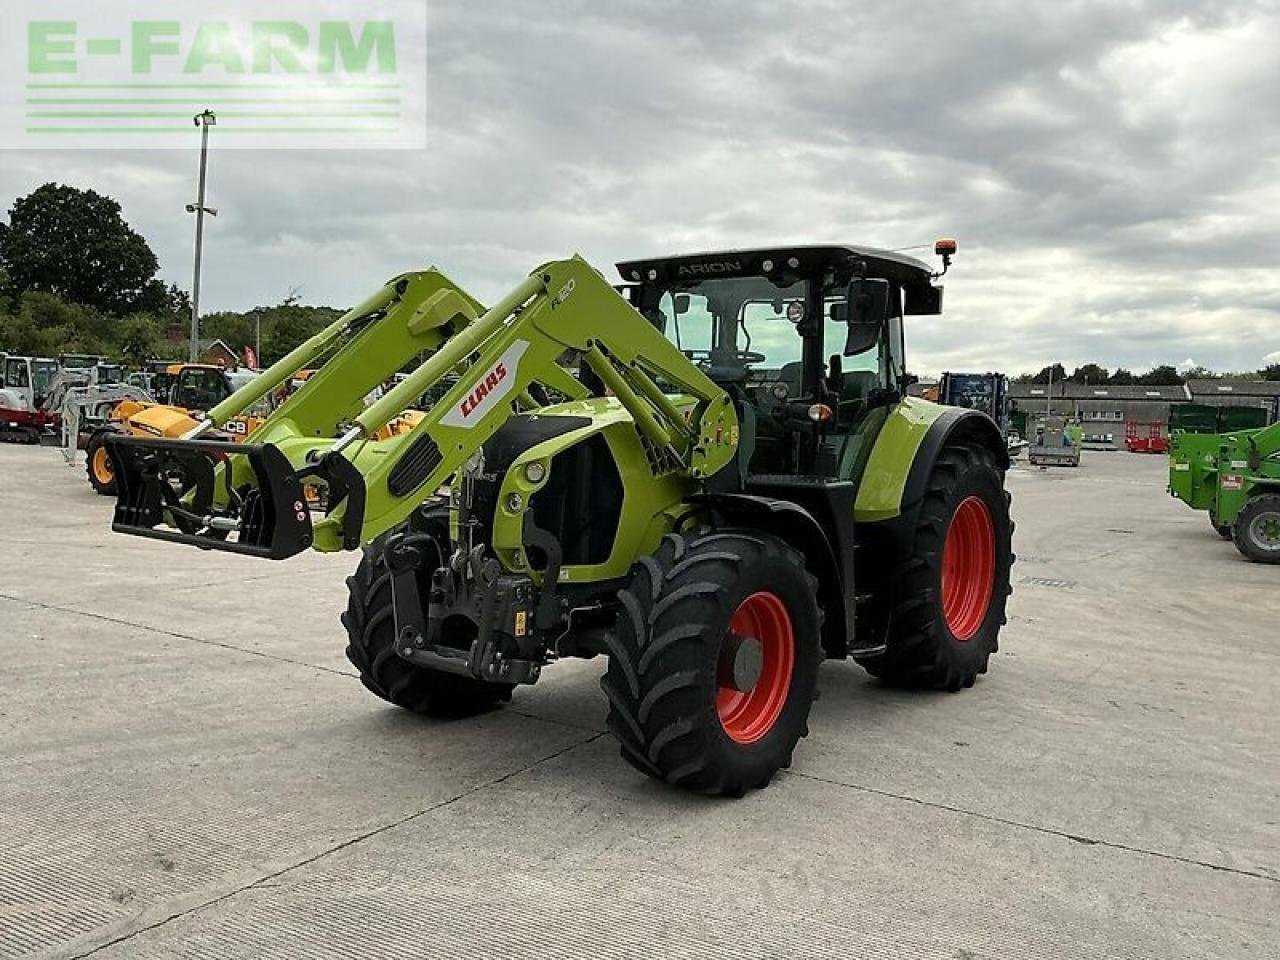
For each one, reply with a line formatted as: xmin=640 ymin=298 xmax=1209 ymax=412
xmin=107 ymin=255 xmax=736 ymax=559
xmin=331 ymin=255 xmax=738 ymax=544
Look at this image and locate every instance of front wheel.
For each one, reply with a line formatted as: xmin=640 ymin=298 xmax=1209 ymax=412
xmin=1231 ymin=494 xmax=1280 ymax=564
xmin=85 ymin=429 xmax=120 ymax=496
xmin=341 ymin=530 xmax=515 ymax=716
xmin=858 ymin=444 xmax=1014 ymax=690
xmin=602 ymin=529 xmax=821 ymax=796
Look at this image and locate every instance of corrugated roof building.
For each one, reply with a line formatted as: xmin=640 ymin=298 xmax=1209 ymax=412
xmin=1008 ymin=380 xmax=1278 ymax=449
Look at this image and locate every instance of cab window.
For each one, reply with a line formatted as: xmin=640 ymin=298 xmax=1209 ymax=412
xmin=5 ymin=359 xmax=29 ymax=388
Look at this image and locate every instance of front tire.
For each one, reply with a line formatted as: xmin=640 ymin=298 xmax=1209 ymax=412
xmin=85 ymin=429 xmax=119 ymax=496
xmin=602 ymin=529 xmax=821 ymax=796
xmin=1231 ymin=494 xmax=1280 ymax=564
xmin=341 ymin=532 xmax=514 ymax=716
xmin=859 ymin=444 xmax=1014 ymax=691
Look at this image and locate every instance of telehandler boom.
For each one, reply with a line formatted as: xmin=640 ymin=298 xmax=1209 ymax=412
xmin=107 ymin=243 xmax=1014 ymax=795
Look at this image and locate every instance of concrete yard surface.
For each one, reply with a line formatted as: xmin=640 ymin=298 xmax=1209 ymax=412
xmin=1 ymin=445 xmax=1277 ymax=958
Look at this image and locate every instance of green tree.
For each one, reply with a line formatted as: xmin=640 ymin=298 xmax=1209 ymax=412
xmin=1026 ymin=363 xmax=1067 ymax=385
xmin=1069 ymin=363 xmax=1109 ymax=385
xmin=0 ymin=183 xmax=162 ymax=316
xmin=1260 ymin=363 xmax=1280 ymax=381
xmin=1179 ymin=365 xmax=1217 ymax=381
xmin=261 ymin=304 xmax=340 ymax=363
xmin=1109 ymin=367 xmax=1136 ymax=385
xmin=1137 ymin=364 xmax=1183 ymax=386
xmin=115 ymin=313 xmax=167 ymax=365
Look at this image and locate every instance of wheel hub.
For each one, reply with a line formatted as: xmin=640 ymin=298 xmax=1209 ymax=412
xmin=1250 ymin=511 xmax=1280 ymax=551
xmin=718 ymin=631 xmax=763 ymax=692
xmin=716 ymin=592 xmax=794 ymax=744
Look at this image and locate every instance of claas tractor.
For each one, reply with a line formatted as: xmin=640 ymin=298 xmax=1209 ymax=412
xmin=1169 ymin=418 xmax=1280 ymax=562
xmin=105 ymin=242 xmax=1014 ymax=796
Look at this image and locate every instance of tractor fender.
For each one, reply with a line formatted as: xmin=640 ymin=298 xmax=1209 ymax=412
xmin=864 ymin=405 xmax=1008 ymax=564
xmin=689 ymin=492 xmax=851 ymax=659
xmin=901 ymin=407 xmax=1009 ymax=514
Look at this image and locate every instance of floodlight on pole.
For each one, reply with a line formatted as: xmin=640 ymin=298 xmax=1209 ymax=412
xmin=187 ymin=109 xmax=218 ymax=362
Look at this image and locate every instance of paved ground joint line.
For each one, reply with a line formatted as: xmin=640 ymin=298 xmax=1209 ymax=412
xmin=789 ymin=770 xmax=1278 ymax=884
xmin=69 ymin=732 xmax=607 ymax=958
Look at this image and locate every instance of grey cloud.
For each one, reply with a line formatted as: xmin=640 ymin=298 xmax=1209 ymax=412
xmin=2 ymin=0 xmax=1278 ymax=374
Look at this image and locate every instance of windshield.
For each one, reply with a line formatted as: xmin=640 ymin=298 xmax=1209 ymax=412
xmin=646 ymin=275 xmax=887 ymax=396
xmin=652 ymin=276 xmax=808 ymax=375
xmin=32 ymin=361 xmax=57 ymax=396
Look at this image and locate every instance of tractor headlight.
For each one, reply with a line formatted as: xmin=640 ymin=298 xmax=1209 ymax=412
xmin=524 ymin=461 xmax=547 ymax=484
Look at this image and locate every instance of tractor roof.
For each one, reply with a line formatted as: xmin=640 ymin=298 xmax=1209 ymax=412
xmin=616 ymin=244 xmax=934 ymax=287
xmin=617 ymin=245 xmax=944 ymax=314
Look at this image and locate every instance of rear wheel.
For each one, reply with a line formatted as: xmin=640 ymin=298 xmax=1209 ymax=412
xmin=858 ymin=444 xmax=1013 ymax=690
xmin=1231 ymin=494 xmax=1280 ymax=564
xmin=341 ymin=530 xmax=514 ymax=716
xmin=602 ymin=529 xmax=821 ymax=796
xmin=85 ymin=429 xmax=119 ymax=496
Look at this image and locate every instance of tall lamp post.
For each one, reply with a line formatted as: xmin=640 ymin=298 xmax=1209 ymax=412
xmin=186 ymin=109 xmax=218 ymax=363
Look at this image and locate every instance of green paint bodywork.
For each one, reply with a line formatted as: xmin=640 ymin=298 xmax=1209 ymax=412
xmin=854 ymin=396 xmax=949 ymax=521
xmin=1168 ymin=421 xmax=1280 ymax=526
xmin=482 ymin=397 xmax=698 ymax=582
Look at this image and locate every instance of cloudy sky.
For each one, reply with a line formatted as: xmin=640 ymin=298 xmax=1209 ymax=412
xmin=3 ymin=0 xmax=1279 ymax=377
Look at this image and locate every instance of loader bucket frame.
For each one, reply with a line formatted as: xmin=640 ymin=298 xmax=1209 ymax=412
xmin=105 ymin=434 xmax=367 ymax=559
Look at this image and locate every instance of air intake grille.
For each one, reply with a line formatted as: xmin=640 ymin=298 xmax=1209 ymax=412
xmin=388 ymin=434 xmax=444 ymax=497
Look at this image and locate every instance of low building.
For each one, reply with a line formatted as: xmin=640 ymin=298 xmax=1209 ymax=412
xmin=1184 ymin=379 xmax=1280 ymax=417
xmin=1009 ymin=379 xmax=1279 ymax=450
xmin=1009 ymin=383 xmax=1185 ymax=449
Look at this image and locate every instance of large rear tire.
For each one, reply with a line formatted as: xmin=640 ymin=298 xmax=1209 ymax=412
xmin=85 ymin=428 xmax=119 ymax=496
xmin=602 ymin=529 xmax=821 ymax=796
xmin=341 ymin=531 xmax=515 ymax=716
xmin=858 ymin=444 xmax=1013 ymax=691
xmin=1231 ymin=494 xmax=1280 ymax=564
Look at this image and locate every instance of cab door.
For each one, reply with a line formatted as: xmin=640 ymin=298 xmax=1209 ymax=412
xmin=824 ymin=285 xmax=905 ymax=486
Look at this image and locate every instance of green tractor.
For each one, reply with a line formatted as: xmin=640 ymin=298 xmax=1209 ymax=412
xmin=1169 ymin=415 xmax=1280 ymax=562
xmin=105 ymin=240 xmax=1014 ymax=796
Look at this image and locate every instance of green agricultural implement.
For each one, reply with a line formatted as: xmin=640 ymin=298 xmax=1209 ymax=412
xmin=105 ymin=241 xmax=1015 ymax=795
xmin=1169 ymin=416 xmax=1280 ymax=562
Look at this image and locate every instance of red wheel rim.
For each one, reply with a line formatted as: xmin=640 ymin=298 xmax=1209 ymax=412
xmin=941 ymin=496 xmax=996 ymax=641
xmin=716 ymin=592 xmax=794 ymax=744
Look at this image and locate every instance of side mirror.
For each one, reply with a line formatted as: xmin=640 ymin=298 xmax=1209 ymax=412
xmin=843 ymin=278 xmax=892 ymax=356
xmin=673 ymin=294 xmax=690 ymax=315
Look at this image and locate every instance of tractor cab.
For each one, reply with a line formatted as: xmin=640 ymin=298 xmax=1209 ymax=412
xmin=618 ymin=242 xmax=951 ymax=483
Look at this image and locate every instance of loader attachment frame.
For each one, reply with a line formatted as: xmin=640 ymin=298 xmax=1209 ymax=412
xmin=106 ymin=434 xmax=366 ymax=559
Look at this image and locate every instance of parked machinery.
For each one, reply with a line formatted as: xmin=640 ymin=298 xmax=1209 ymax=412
xmin=82 ymin=364 xmax=263 ymax=495
xmin=0 ymin=354 xmax=61 ymax=443
xmin=937 ymin=372 xmax=1026 ymax=455
xmin=104 ymin=242 xmax=1015 ymax=795
xmin=1169 ymin=418 xmax=1280 ymax=561
xmin=1028 ymin=416 xmax=1082 ymax=467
